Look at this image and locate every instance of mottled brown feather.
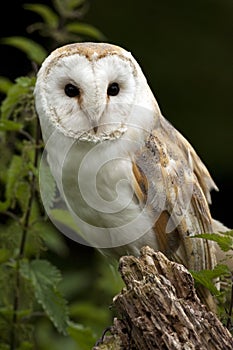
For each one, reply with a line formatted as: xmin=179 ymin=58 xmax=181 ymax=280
xmin=132 ymin=114 xmax=217 ymax=311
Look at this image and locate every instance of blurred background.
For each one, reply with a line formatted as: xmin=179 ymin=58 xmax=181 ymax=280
xmin=0 ymin=0 xmax=232 ymax=347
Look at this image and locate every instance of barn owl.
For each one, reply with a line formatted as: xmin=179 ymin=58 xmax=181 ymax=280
xmin=35 ymin=42 xmax=228 ymax=310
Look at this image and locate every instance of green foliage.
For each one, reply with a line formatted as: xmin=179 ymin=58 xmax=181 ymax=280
xmin=0 ymin=155 xmax=24 ymax=211
xmin=0 ymin=1 xmax=112 ymax=349
xmin=0 ymin=119 xmax=23 ymax=131
xmin=20 ymin=260 xmax=69 ymax=334
xmin=66 ymin=23 xmax=106 ymax=41
xmin=1 ymin=77 xmax=35 ymax=120
xmin=49 ymin=209 xmax=81 ymax=234
xmin=39 ymin=162 xmax=57 ymax=212
xmin=0 ymin=77 xmax=13 ymax=94
xmin=191 ymin=264 xmax=231 ymax=296
xmin=24 ymin=4 xmax=59 ymax=28
xmin=24 ymin=0 xmax=105 ymax=47
xmin=1 ymin=37 xmax=47 ymax=65
xmin=35 ymin=221 xmax=69 ymax=257
xmin=191 ymin=231 xmax=233 ymax=325
xmin=194 ymin=231 xmax=233 ymax=252
xmin=67 ymin=323 xmax=97 ymax=350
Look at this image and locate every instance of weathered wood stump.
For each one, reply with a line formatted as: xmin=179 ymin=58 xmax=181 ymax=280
xmin=93 ymin=246 xmax=233 ymax=350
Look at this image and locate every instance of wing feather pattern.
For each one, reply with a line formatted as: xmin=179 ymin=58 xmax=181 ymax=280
xmin=132 ymin=115 xmax=217 ymax=310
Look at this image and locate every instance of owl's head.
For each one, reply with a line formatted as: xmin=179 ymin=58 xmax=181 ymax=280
xmin=35 ymin=43 xmax=158 ymax=143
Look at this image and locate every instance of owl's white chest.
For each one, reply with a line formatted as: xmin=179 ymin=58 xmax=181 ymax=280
xmin=46 ymin=132 xmax=158 ymax=257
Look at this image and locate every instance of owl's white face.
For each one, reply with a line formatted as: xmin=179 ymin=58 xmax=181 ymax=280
xmin=35 ymin=43 xmax=156 ymax=143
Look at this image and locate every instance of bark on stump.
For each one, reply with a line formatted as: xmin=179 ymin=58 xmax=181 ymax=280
xmin=93 ymin=246 xmax=233 ymax=350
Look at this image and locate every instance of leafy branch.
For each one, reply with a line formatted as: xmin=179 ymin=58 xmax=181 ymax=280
xmin=10 ymin=115 xmax=41 ymax=350
xmin=1 ymin=1 xmax=105 ymax=65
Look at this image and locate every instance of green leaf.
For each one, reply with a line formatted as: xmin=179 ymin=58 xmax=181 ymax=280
xmin=0 ymin=155 xmax=23 ymax=211
xmin=24 ymin=4 xmax=59 ymax=28
xmin=20 ymin=260 xmax=69 ymax=334
xmin=194 ymin=232 xmax=233 ymax=252
xmin=0 ymin=119 xmax=23 ymax=131
xmin=49 ymin=209 xmax=81 ymax=234
xmin=66 ymin=0 xmax=85 ymax=9
xmin=66 ymin=22 xmax=106 ymax=40
xmin=18 ymin=341 xmax=34 ymax=350
xmin=15 ymin=181 xmax=31 ymax=213
xmin=0 ymin=307 xmax=31 ymax=320
xmin=0 ymin=76 xmax=13 ymax=94
xmin=190 ymin=264 xmax=230 ymax=296
xmin=70 ymin=301 xmax=110 ymax=329
xmin=54 ymin=0 xmax=85 ymax=14
xmin=0 ymin=248 xmax=11 ymax=263
xmin=39 ymin=162 xmax=57 ymax=212
xmin=222 ymin=229 xmax=233 ymax=237
xmin=6 ymin=156 xmax=24 ymax=202
xmin=15 ymin=76 xmax=34 ymax=88
xmin=1 ymin=76 xmax=35 ymax=119
xmin=34 ymin=221 xmax=69 ymax=257
xmin=67 ymin=322 xmax=96 ymax=350
xmin=1 ymin=37 xmax=47 ymax=64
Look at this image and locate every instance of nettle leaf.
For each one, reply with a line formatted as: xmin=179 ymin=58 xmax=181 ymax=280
xmin=0 ymin=119 xmax=23 ymax=131
xmin=0 ymin=76 xmax=13 ymax=94
xmin=33 ymin=220 xmax=69 ymax=257
xmin=1 ymin=37 xmax=47 ymax=65
xmin=190 ymin=264 xmax=230 ymax=296
xmin=194 ymin=232 xmax=233 ymax=252
xmin=15 ymin=181 xmax=31 ymax=213
xmin=16 ymin=76 xmax=35 ymax=88
xmin=24 ymin=4 xmax=59 ymax=28
xmin=1 ymin=76 xmax=35 ymax=119
xmin=6 ymin=155 xmax=23 ymax=194
xmin=0 ymin=155 xmax=24 ymax=212
xmin=68 ymin=322 xmax=96 ymax=350
xmin=66 ymin=22 xmax=106 ymax=40
xmin=20 ymin=260 xmax=69 ymax=334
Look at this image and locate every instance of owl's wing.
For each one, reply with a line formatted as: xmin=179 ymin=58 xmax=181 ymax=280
xmin=132 ymin=115 xmax=218 ymax=310
xmin=132 ymin=115 xmax=217 ymax=272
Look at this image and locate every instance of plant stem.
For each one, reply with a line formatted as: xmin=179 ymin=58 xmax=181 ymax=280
xmin=10 ymin=117 xmax=41 ymax=350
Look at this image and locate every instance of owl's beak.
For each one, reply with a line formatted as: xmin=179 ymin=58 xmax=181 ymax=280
xmin=84 ymin=103 xmax=104 ymax=134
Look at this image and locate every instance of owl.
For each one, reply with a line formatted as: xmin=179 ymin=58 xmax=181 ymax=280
xmin=35 ymin=42 xmax=228 ymax=310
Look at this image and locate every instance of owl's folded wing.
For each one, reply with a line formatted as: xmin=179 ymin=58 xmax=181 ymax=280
xmin=132 ymin=117 xmax=219 ymax=311
xmin=132 ymin=116 xmax=217 ymax=273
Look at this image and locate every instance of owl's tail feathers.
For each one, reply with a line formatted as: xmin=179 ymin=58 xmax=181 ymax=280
xmin=212 ymin=219 xmax=231 ymax=233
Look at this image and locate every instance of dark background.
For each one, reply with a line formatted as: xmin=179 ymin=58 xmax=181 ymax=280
xmin=1 ymin=0 xmax=232 ymax=227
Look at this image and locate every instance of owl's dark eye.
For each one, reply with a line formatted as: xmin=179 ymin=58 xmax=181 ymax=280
xmin=64 ymin=84 xmax=80 ymax=97
xmin=107 ymin=82 xmax=120 ymax=96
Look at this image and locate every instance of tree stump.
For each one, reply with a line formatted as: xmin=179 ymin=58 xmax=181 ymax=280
xmin=93 ymin=246 xmax=233 ymax=350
